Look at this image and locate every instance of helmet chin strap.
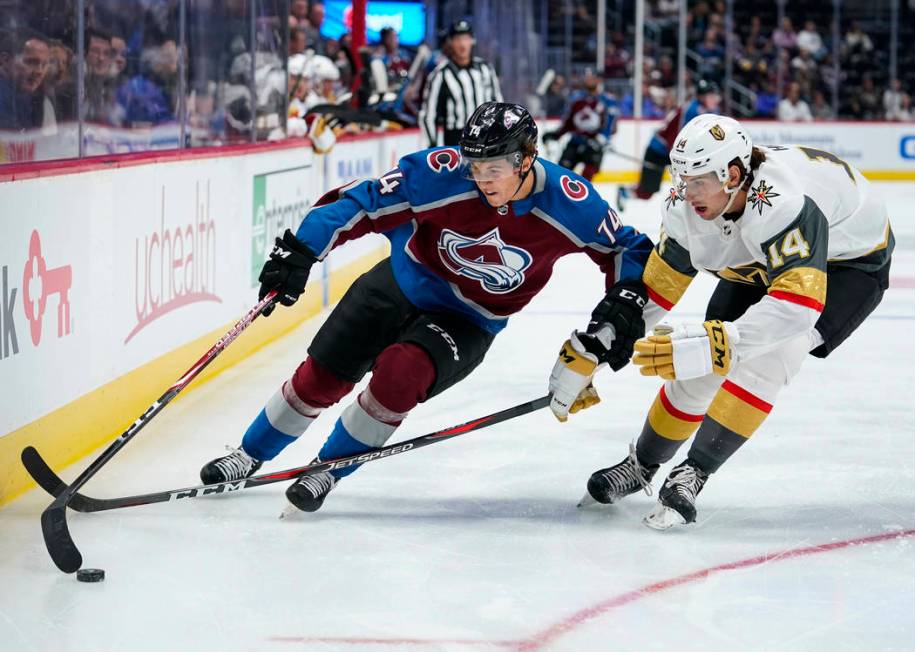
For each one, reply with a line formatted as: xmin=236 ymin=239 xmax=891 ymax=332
xmin=710 ymin=176 xmax=741 ymax=219
xmin=499 ymin=154 xmax=538 ymax=210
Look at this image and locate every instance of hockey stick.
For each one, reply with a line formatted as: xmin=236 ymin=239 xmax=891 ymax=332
xmin=605 ymin=146 xmax=666 ymax=171
xmin=29 ymin=291 xmax=277 ymax=574
xmin=22 ymin=395 xmax=551 ymax=514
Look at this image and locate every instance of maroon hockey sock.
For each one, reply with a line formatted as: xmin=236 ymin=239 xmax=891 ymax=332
xmin=290 ymin=357 xmax=355 ymax=409
xmin=367 ymin=343 xmax=436 ymax=415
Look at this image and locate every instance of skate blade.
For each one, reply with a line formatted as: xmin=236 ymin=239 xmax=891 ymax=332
xmin=577 ymin=491 xmax=600 ymax=508
xmin=278 ymin=501 xmax=302 ymax=520
xmin=642 ymin=503 xmax=686 ymax=530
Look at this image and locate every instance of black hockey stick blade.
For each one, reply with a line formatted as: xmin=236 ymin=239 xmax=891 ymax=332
xmin=40 ymin=500 xmax=82 ymax=572
xmin=21 ymin=447 xmax=94 ymax=512
xmin=23 ymin=395 xmax=551 ymax=515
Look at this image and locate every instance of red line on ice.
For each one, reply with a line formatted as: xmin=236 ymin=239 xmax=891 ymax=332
xmin=268 ymin=528 xmax=915 ymax=651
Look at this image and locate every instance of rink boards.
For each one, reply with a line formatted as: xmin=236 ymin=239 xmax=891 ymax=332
xmin=0 ymin=130 xmax=424 ymax=505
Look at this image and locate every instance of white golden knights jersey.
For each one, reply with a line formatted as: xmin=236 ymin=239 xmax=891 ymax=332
xmin=642 ymin=145 xmax=894 ymax=361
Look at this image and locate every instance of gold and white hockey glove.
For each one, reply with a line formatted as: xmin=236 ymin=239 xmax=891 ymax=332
xmin=548 ymin=332 xmax=602 ymax=422
xmin=632 ymin=320 xmax=739 ymax=381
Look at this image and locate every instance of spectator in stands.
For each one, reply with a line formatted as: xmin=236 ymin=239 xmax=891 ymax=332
xmin=303 ymin=1 xmax=326 ymax=56
xmin=796 ymin=21 xmax=826 ymax=61
xmin=377 ymin=26 xmax=411 ymax=89
xmin=791 ymin=48 xmax=817 ymax=77
xmin=888 ymin=93 xmax=912 ymax=121
xmin=0 ymin=30 xmax=51 ymax=131
xmin=883 ymin=78 xmax=906 ymax=120
xmin=695 ymin=28 xmax=724 ymax=82
xmin=0 ymin=30 xmax=54 ymax=131
xmin=753 ymin=80 xmax=778 ymax=117
xmin=772 ymin=17 xmax=797 ymax=52
xmin=116 ymin=39 xmax=179 ymax=126
xmin=44 ymin=39 xmax=76 ymax=122
xmin=290 ymin=0 xmax=309 ymax=28
xmin=602 ymin=38 xmax=631 ymax=79
xmin=856 ymin=75 xmax=881 ymax=120
xmin=777 ymin=81 xmax=812 ymax=122
xmin=844 ymin=21 xmax=873 ymax=57
xmin=289 ymin=27 xmax=308 ymax=56
xmin=83 ymin=28 xmax=113 ymax=124
xmin=654 ymin=55 xmax=677 ymax=89
xmin=810 ymin=90 xmax=834 ymax=121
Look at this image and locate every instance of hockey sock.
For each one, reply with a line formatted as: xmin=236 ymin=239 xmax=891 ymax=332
xmin=317 ymin=343 xmax=434 ymax=478
xmin=242 ymin=358 xmax=353 ymax=461
xmin=635 ymin=385 xmax=703 ymax=466
xmin=687 ymin=380 xmax=774 ymax=473
xmin=241 ymin=379 xmax=324 ymax=460
xmin=318 ymin=387 xmax=408 ymax=478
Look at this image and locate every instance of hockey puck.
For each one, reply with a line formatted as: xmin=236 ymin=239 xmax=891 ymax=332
xmin=76 ymin=568 xmax=105 ymax=583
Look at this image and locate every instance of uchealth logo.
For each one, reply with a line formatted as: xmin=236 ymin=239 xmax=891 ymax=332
xmin=1 ymin=229 xmax=73 ymax=361
xmin=900 ymin=135 xmax=915 ymax=160
xmin=437 ymin=227 xmax=532 ymax=294
xmin=126 ymin=182 xmax=221 ymax=344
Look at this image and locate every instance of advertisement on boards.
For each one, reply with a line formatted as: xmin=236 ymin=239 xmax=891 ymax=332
xmin=250 ymin=165 xmax=315 ymax=287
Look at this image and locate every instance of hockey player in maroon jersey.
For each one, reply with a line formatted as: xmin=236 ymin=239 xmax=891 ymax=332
xmin=542 ymin=72 xmax=620 ymax=181
xmin=616 ymin=79 xmax=721 ymax=211
xmin=199 ymin=102 xmax=653 ymax=513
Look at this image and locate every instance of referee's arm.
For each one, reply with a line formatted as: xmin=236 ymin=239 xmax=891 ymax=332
xmin=419 ymin=68 xmax=445 ymax=147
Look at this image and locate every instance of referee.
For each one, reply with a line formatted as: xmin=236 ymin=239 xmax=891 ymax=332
xmin=419 ymin=20 xmax=503 ymax=147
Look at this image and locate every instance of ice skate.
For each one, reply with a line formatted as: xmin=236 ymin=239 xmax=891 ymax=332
xmin=643 ymin=459 xmax=709 ymax=530
xmin=579 ymin=443 xmax=658 ymax=507
xmin=200 ymin=446 xmax=263 ymax=484
xmin=280 ymin=469 xmax=338 ymax=516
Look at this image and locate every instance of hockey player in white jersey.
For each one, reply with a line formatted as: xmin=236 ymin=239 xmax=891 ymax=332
xmin=564 ymin=114 xmax=894 ymax=529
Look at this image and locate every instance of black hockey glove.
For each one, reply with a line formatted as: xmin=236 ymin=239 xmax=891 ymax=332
xmin=542 ymin=130 xmax=561 ymax=142
xmin=258 ymin=229 xmax=317 ymax=317
xmin=578 ymin=281 xmax=648 ymax=371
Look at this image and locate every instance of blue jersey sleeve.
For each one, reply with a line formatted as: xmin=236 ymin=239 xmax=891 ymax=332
xmin=294 ymin=159 xmax=421 ymax=259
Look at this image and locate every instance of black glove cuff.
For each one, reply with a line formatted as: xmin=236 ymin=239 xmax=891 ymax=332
xmin=278 ymin=229 xmax=318 ymax=266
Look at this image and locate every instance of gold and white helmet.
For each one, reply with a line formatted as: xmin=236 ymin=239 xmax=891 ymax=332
xmin=669 ymin=114 xmax=751 ymax=188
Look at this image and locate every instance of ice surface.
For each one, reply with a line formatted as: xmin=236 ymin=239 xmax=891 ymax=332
xmin=2 ymin=183 xmax=913 ymax=652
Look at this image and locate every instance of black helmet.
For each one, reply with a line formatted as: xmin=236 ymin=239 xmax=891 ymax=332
xmin=448 ymin=20 xmax=473 ymax=38
xmin=696 ymin=79 xmax=720 ymax=95
xmin=459 ymin=102 xmax=538 ymax=163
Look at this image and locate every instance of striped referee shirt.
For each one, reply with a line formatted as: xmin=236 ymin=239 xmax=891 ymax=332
xmin=419 ymin=56 xmax=503 ymax=147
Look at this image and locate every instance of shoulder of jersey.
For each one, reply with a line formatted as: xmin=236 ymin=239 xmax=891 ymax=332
xmin=739 ymin=156 xmax=808 ymax=241
xmin=399 ymin=147 xmax=476 ymax=202
xmin=536 ymin=159 xmax=606 ymax=222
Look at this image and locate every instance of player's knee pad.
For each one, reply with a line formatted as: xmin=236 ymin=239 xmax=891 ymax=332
xmin=663 ymin=374 xmax=726 ymax=416
xmin=368 ymin=342 xmax=436 ymax=414
xmin=291 ymin=357 xmax=355 ymax=408
xmin=728 ymin=333 xmax=809 ymax=403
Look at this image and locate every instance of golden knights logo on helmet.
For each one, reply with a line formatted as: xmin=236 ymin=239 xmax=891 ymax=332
xmin=709 ymin=124 xmax=726 ymax=141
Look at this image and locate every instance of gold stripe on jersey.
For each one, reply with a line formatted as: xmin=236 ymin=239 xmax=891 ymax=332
xmin=647 ymin=386 xmax=703 ymax=441
xmin=713 ymin=262 xmax=770 ymax=287
xmin=768 ymin=266 xmax=827 ymax=307
xmin=706 ymin=381 xmax=773 ymax=438
xmin=644 ymin=250 xmax=694 ymax=310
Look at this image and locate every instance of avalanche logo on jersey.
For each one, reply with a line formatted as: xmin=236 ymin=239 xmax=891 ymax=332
xmin=437 ymin=228 xmax=533 ymax=294
xmin=572 ymin=105 xmax=602 ymax=133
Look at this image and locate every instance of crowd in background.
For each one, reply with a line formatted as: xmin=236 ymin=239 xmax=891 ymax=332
xmin=2 ymin=0 xmax=913 ymax=165
xmin=544 ymin=0 xmax=913 ymax=121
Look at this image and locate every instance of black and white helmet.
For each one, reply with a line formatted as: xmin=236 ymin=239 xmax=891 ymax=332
xmin=459 ymin=102 xmax=538 ymax=169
